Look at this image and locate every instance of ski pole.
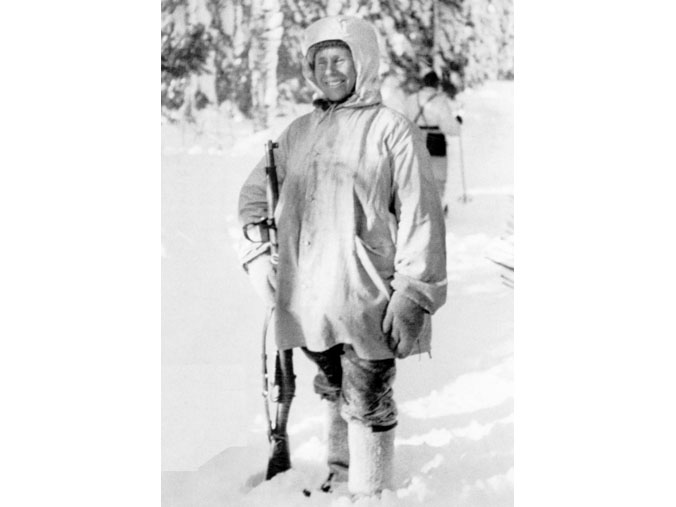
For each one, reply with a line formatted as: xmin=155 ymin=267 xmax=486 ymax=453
xmin=456 ymin=116 xmax=470 ymax=203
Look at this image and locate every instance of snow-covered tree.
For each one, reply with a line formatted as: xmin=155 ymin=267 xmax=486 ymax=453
xmin=248 ymin=0 xmax=284 ymax=129
xmin=161 ymin=0 xmax=513 ymax=128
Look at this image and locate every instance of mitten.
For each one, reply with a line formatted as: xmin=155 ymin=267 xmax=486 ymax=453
xmin=245 ymin=254 xmax=277 ymax=307
xmin=382 ymin=292 xmax=428 ymax=358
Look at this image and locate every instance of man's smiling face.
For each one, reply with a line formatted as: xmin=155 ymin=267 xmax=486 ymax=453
xmin=313 ymin=45 xmax=357 ymax=102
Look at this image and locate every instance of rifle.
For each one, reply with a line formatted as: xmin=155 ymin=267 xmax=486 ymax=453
xmin=258 ymin=140 xmax=296 ymax=480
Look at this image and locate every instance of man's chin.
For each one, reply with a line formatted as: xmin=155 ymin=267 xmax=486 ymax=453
xmin=325 ymin=92 xmax=348 ymax=102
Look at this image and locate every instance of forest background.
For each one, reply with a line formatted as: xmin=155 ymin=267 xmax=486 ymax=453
xmin=161 ymin=0 xmax=514 ymax=130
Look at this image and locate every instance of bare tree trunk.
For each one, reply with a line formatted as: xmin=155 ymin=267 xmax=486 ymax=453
xmin=249 ymin=0 xmax=283 ymax=131
xmin=186 ymin=0 xmax=218 ymax=107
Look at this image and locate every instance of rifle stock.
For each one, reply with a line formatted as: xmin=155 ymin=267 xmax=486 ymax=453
xmin=265 ymin=348 xmax=295 ymax=479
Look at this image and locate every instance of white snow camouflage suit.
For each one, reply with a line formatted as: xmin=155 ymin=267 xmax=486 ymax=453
xmin=238 ymin=16 xmax=448 ymax=361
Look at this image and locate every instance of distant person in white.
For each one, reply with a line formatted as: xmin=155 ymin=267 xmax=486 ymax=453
xmin=405 ymin=71 xmax=462 ymax=212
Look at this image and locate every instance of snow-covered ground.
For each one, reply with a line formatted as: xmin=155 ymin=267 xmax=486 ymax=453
xmin=161 ymin=80 xmax=513 ymax=506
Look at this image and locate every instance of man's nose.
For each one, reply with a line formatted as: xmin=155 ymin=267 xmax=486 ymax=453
xmin=325 ymin=62 xmax=338 ymax=75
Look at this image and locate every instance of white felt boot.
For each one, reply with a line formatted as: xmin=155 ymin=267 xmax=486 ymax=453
xmin=324 ymin=399 xmax=349 ymax=489
xmin=347 ymin=421 xmax=395 ymax=497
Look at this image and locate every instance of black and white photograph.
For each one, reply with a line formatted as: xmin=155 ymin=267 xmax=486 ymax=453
xmin=162 ymin=1 xmax=513 ymax=505
xmin=6 ymin=2 xmax=676 ymax=507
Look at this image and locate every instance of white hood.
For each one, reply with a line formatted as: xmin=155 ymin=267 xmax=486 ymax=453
xmin=301 ymin=16 xmax=382 ymax=108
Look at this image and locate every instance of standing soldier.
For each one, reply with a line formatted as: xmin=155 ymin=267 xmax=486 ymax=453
xmin=405 ymin=71 xmax=463 ymax=213
xmin=238 ymin=16 xmax=447 ymax=498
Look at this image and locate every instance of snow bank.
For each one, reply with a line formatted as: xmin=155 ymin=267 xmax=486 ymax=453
xmin=162 ymin=81 xmax=513 ymax=505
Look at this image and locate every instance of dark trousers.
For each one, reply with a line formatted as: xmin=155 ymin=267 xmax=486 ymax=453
xmin=302 ymin=344 xmax=397 ymax=431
